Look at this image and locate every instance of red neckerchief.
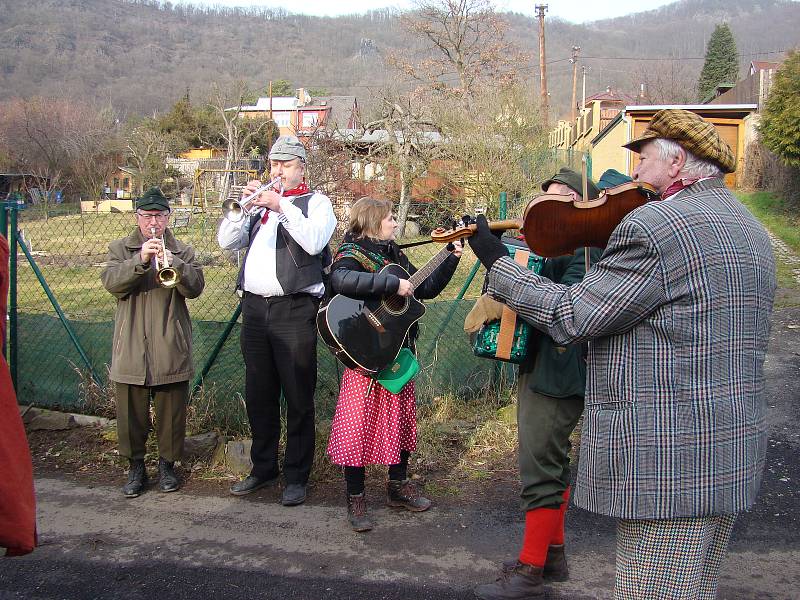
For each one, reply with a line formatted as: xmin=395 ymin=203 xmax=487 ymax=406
xmin=261 ymin=182 xmax=310 ymax=223
xmin=661 ymin=177 xmax=700 ymax=200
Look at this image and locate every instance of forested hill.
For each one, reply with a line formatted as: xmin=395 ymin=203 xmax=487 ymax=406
xmin=1 ymin=0 xmax=797 ymax=119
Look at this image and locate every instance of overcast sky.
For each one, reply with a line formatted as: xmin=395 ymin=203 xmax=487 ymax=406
xmin=174 ymin=0 xmax=677 ymax=23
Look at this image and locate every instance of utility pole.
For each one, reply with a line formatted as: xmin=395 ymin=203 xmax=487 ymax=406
xmin=535 ymin=4 xmax=548 ymax=126
xmin=570 ymin=45 xmax=581 ymax=122
xmin=582 ymin=65 xmax=588 ymax=110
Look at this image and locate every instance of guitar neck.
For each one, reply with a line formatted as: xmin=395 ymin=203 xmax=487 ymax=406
xmin=408 ymin=246 xmax=452 ymax=289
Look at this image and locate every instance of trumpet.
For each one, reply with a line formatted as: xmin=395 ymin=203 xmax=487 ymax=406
xmin=150 ymin=227 xmax=180 ymax=288
xmin=221 ymin=177 xmax=284 ymax=222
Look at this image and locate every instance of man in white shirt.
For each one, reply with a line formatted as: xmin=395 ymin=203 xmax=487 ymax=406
xmin=218 ymin=136 xmax=336 ymax=506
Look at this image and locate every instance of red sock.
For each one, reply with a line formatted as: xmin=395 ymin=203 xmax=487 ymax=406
xmin=550 ymin=486 xmax=571 ymax=546
xmin=518 ymin=507 xmax=561 ymax=567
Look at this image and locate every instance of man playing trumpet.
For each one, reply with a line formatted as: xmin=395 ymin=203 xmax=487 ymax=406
xmin=218 ymin=136 xmax=336 ymax=506
xmin=101 ymin=187 xmax=205 ymax=497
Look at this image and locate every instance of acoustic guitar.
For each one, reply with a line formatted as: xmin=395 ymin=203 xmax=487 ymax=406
xmin=317 ymin=244 xmax=456 ymax=375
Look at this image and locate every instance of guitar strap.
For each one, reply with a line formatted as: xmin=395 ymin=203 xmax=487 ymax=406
xmin=495 ymin=249 xmax=530 ymax=361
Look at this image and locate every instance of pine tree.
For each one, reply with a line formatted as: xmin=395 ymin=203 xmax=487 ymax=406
xmin=697 ymin=23 xmax=739 ymax=102
xmin=759 ymin=50 xmax=800 ymax=167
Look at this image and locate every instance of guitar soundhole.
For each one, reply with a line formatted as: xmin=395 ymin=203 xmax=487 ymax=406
xmin=382 ymin=294 xmax=409 ymax=316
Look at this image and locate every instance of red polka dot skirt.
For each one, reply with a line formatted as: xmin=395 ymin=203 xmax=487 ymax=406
xmin=327 ymin=368 xmax=417 ymax=467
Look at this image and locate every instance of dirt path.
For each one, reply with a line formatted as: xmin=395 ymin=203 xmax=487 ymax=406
xmin=1 ymin=306 xmax=799 ymax=600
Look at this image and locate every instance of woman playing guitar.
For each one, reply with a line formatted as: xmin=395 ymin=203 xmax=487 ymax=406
xmin=325 ymin=197 xmax=462 ymax=532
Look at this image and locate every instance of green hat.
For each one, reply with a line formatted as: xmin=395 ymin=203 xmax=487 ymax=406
xmin=541 ymin=167 xmax=600 ymax=200
xmin=622 ymin=109 xmax=736 ymax=173
xmin=597 ymin=168 xmax=633 ymax=190
xmin=136 ymin=187 xmax=170 ymax=211
xmin=268 ymin=135 xmax=306 ymax=162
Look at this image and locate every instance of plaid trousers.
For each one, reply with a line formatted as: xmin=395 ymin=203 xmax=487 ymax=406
xmin=614 ymin=514 xmax=737 ymax=600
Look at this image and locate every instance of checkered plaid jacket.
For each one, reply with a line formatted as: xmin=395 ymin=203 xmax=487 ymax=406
xmin=487 ymin=178 xmax=776 ymax=519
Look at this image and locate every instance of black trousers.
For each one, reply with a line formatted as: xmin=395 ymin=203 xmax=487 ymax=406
xmin=240 ymin=292 xmax=319 ymax=484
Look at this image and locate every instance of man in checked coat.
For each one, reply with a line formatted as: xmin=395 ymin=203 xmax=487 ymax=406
xmin=469 ymin=109 xmax=776 ymax=600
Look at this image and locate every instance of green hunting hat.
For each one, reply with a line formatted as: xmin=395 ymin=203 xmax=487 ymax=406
xmin=541 ymin=167 xmax=600 ymax=200
xmin=268 ymin=135 xmax=306 ymax=162
xmin=622 ymin=109 xmax=736 ymax=173
xmin=136 ymin=187 xmax=170 ymax=212
xmin=597 ymin=168 xmax=633 ymax=190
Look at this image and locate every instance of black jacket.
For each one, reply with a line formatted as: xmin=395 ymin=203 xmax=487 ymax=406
xmin=330 ymin=233 xmax=460 ymax=345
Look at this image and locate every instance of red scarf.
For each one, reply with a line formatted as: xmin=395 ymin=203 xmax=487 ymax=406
xmin=661 ymin=178 xmax=700 ymax=200
xmin=261 ymin=182 xmax=310 ymax=223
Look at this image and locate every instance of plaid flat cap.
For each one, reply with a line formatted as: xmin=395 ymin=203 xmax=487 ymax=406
xmin=623 ymin=109 xmax=736 ymax=174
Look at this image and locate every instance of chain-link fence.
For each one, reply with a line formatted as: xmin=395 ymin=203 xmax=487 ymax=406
xmin=3 ymin=202 xmax=505 ymax=429
xmin=4 ymin=152 xmax=585 ymax=433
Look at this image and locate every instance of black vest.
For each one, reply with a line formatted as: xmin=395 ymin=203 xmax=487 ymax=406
xmin=236 ymin=193 xmax=331 ymax=295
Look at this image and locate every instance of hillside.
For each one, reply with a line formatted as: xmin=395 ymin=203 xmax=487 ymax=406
xmin=0 ymin=0 xmax=797 ymax=120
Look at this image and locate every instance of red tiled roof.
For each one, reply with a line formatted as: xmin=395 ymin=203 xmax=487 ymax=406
xmin=750 ymin=61 xmax=780 ymax=72
xmin=584 ymin=88 xmax=637 ymax=106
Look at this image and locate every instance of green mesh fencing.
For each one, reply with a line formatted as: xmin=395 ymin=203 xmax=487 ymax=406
xmin=6 ymin=203 xmax=503 ymax=425
xmin=7 ymin=150 xmax=588 ymax=429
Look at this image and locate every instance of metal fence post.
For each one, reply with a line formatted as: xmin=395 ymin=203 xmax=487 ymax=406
xmin=1 ymin=201 xmax=7 ymax=357
xmin=8 ymin=203 xmax=18 ymax=389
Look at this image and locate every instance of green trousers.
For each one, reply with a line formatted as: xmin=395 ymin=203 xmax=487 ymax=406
xmin=517 ymin=370 xmax=584 ymax=512
xmin=115 ymin=381 xmax=188 ymax=463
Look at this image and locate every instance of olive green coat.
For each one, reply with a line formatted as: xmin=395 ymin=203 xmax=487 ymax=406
xmin=100 ymin=227 xmax=204 ymax=386
xmin=525 ymin=247 xmax=602 ymax=398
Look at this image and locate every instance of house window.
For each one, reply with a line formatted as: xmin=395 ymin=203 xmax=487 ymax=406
xmin=364 ymin=162 xmax=384 ymax=181
xmin=302 ymin=112 xmax=318 ymax=128
xmin=113 ymin=178 xmax=120 ymax=189
xmin=273 ymin=112 xmax=291 ymax=127
xmin=123 ymin=178 xmax=129 ymax=190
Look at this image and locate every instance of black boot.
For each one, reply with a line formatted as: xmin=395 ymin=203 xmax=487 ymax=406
xmin=346 ymin=493 xmax=373 ymax=532
xmin=474 ymin=561 xmax=545 ymax=599
xmin=543 ymin=544 xmax=569 ymax=581
xmin=158 ymin=457 xmax=180 ymax=493
xmin=386 ymin=479 xmax=431 ymax=512
xmin=123 ymin=459 xmax=147 ymax=498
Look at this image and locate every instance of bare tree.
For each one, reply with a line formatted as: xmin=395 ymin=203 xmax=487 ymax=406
xmin=363 ymin=91 xmax=443 ymax=236
xmin=205 ymin=81 xmax=277 ymax=202
xmin=389 ymin=0 xmax=527 ymax=97
xmin=629 ymin=60 xmax=700 ymax=105
xmin=433 ymin=85 xmax=549 ymax=216
xmin=124 ymin=121 xmax=175 ymax=195
xmin=0 ymin=97 xmax=120 ymax=216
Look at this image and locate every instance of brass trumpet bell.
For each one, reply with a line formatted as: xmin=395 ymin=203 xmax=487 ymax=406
xmin=150 ymin=227 xmax=181 ymax=289
xmin=156 ymin=265 xmax=180 ymax=288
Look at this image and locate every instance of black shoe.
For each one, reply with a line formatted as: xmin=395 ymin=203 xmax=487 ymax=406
xmin=346 ymin=493 xmax=373 ymax=532
xmin=281 ymin=483 xmax=307 ymax=506
xmin=474 ymin=561 xmax=545 ymax=599
xmin=230 ymin=474 xmax=277 ymax=496
xmin=123 ymin=459 xmax=148 ymax=498
xmin=158 ymin=457 xmax=180 ymax=493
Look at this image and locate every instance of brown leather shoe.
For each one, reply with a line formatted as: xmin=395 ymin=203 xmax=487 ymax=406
xmin=346 ymin=493 xmax=373 ymax=532
xmin=474 ymin=561 xmax=545 ymax=599
xmin=386 ymin=479 xmax=431 ymax=512
xmin=543 ymin=544 xmax=569 ymax=581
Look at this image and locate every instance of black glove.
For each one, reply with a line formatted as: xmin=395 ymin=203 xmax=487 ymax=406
xmin=467 ymin=215 xmax=507 ymax=270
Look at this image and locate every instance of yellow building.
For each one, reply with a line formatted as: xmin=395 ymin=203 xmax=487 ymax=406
xmin=590 ymin=105 xmax=757 ymax=188
xmin=178 ymin=148 xmax=222 ymax=160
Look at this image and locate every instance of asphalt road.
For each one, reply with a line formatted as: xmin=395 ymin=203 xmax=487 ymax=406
xmin=1 ymin=307 xmax=798 ymax=600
